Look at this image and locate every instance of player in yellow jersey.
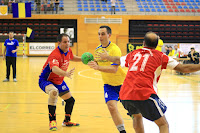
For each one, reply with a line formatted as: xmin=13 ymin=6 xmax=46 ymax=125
xmin=155 ymin=38 xmax=163 ymax=52
xmin=88 ymin=26 xmax=126 ymax=133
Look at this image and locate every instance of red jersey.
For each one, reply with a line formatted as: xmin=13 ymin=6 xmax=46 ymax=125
xmin=119 ymin=47 xmax=179 ymax=100
xmin=39 ymin=47 xmax=73 ymax=85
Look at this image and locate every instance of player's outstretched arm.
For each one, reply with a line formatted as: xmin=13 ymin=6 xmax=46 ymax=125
xmin=71 ymin=55 xmax=82 ymax=62
xmin=174 ymin=63 xmax=200 ymax=73
xmin=88 ymin=61 xmax=118 ymax=73
xmin=52 ymin=66 xmax=75 ymax=78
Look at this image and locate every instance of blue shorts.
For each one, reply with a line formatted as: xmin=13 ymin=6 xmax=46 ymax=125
xmin=104 ymin=84 xmax=121 ymax=103
xmin=39 ymin=79 xmax=70 ymax=94
xmin=121 ymin=94 xmax=167 ymax=121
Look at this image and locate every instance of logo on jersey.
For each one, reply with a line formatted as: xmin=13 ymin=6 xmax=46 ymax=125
xmin=62 ymin=85 xmax=67 ymax=90
xmin=61 ymin=60 xmax=69 ymax=71
xmin=104 ymin=92 xmax=108 ymax=98
xmin=52 ymin=59 xmax=59 ymax=66
xmin=7 ymin=41 xmax=15 ymax=45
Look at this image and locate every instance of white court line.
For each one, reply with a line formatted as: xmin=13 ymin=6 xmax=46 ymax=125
xmin=78 ymin=69 xmax=102 ymax=80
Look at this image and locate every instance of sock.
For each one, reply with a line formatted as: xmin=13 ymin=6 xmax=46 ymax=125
xmin=48 ymin=105 xmax=56 ymax=121
xmin=117 ymin=124 xmax=126 ymax=133
xmin=64 ymin=97 xmax=75 ymax=122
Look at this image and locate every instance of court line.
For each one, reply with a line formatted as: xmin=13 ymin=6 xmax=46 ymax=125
xmin=78 ymin=69 xmax=102 ymax=80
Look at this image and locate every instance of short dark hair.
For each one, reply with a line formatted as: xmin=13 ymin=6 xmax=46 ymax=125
xmin=99 ymin=25 xmax=112 ymax=34
xmin=57 ymin=34 xmax=70 ymax=42
xmin=144 ymin=32 xmax=158 ymax=48
xmin=169 ymin=46 xmax=172 ymax=48
xmin=9 ymin=31 xmax=14 ymax=33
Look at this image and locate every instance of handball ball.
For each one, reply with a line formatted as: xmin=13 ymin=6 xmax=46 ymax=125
xmin=81 ymin=52 xmax=94 ymax=64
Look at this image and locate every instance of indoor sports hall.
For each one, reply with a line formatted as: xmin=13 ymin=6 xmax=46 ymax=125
xmin=0 ymin=0 xmax=200 ymax=133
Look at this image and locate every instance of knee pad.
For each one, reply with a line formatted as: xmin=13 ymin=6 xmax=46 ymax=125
xmin=48 ymin=88 xmax=58 ymax=106
xmin=64 ymin=97 xmax=75 ymax=104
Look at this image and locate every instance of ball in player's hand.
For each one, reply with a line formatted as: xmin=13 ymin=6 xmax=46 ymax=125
xmin=81 ymin=52 xmax=94 ymax=64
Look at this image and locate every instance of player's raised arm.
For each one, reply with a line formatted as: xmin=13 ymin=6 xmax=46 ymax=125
xmin=71 ymin=55 xmax=82 ymax=62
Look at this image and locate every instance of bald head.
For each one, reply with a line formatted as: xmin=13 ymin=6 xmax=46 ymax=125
xmin=144 ymin=32 xmax=159 ymax=48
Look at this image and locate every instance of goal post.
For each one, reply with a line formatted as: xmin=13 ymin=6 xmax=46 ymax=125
xmin=0 ymin=33 xmax=27 ymax=57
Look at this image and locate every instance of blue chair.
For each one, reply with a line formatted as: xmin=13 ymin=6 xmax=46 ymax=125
xmin=161 ymin=5 xmax=165 ymax=8
xmin=190 ymin=0 xmax=194 ymax=2
xmin=89 ymin=1 xmax=93 ymax=4
xmin=115 ymin=5 xmax=119 ymax=8
xmin=143 ymin=2 xmax=147 ymax=5
xmin=178 ymin=5 xmax=182 ymax=8
xmin=121 ymin=8 xmax=126 ymax=11
xmin=145 ymin=8 xmax=150 ymax=12
xmin=116 ymin=8 xmax=120 ymax=11
xmin=96 ymin=4 xmax=100 ymax=7
xmin=84 ymin=8 xmax=89 ymax=11
xmin=31 ymin=4 xmax=34 ymax=7
xmin=184 ymin=6 xmax=188 ymax=8
xmin=138 ymin=5 xmax=143 ymax=8
xmin=108 ymin=5 xmax=111 ymax=8
xmin=157 ymin=8 xmax=162 ymax=12
xmin=157 ymin=0 xmax=162 ymax=2
xmin=120 ymin=5 xmax=125 ymax=8
xmin=31 ymin=7 xmax=34 ymax=11
xmin=136 ymin=0 xmax=140 ymax=1
xmin=155 ymin=5 xmax=160 ymax=8
xmin=77 ymin=5 xmax=82 ymax=8
xmin=137 ymin=2 xmax=142 ymax=5
xmin=83 ymin=5 xmax=88 ymax=7
xmin=102 ymin=4 xmax=106 ymax=8
xmin=174 ymin=0 xmax=178 ymax=2
xmin=192 ymin=2 xmax=197 ymax=6
xmin=154 ymin=2 xmax=158 ymax=5
xmin=60 ymin=1 xmax=64 ymax=4
xmin=103 ymin=8 xmax=108 ymax=11
xmin=151 ymin=8 xmax=156 ymax=12
xmin=83 ymin=1 xmax=87 ymax=4
xmin=150 ymin=5 xmax=154 ymax=8
xmin=101 ymin=1 xmax=106 ymax=4
xmin=179 ymin=0 xmax=184 ymax=2
xmin=147 ymin=0 xmax=151 ymax=2
xmin=97 ymin=8 xmax=101 ymax=11
xmin=189 ymin=6 xmax=193 ymax=8
xmin=95 ymin=1 xmax=100 ymax=4
xmin=148 ymin=2 xmax=153 ymax=5
xmin=78 ymin=8 xmax=82 ymax=11
xmin=163 ymin=9 xmax=168 ymax=12
xmin=119 ymin=2 xmax=124 ymax=4
xmin=90 ymin=5 xmax=94 ymax=7
xmin=139 ymin=8 xmax=145 ymax=11
xmin=59 ymin=4 xmax=64 ymax=7
xmin=185 ymin=0 xmax=189 ymax=2
xmin=144 ymin=5 xmax=148 ymax=8
xmin=90 ymin=8 xmax=95 ymax=11
xmin=107 ymin=2 xmax=111 ymax=4
xmin=118 ymin=0 xmax=123 ymax=1
xmin=159 ymin=2 xmax=164 ymax=5
xmin=198 ymin=3 xmax=200 ymax=5
xmin=196 ymin=0 xmax=199 ymax=2
xmin=187 ymin=2 xmax=191 ymax=5
xmin=194 ymin=6 xmax=199 ymax=9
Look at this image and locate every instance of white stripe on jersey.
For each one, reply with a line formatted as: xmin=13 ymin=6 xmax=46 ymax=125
xmin=153 ymin=65 xmax=162 ymax=93
xmin=120 ymin=55 xmax=127 ymax=68
xmin=149 ymin=97 xmax=164 ymax=117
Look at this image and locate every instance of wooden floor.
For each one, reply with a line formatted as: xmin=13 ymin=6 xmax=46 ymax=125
xmin=0 ymin=57 xmax=200 ymax=133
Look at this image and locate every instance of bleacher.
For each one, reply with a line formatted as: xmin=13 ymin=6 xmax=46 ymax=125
xmin=76 ymin=0 xmax=127 ymax=14
xmin=137 ymin=0 xmax=200 ymax=12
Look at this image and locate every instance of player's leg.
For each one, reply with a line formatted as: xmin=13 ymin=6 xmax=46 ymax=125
xmin=4 ymin=56 xmax=11 ymax=81
xmin=45 ymin=84 xmax=59 ymax=131
xmin=154 ymin=115 xmax=169 ymax=133
xmin=121 ymin=100 xmax=144 ymax=133
xmin=11 ymin=57 xmax=17 ymax=81
xmin=104 ymin=84 xmax=126 ymax=133
xmin=56 ymin=81 xmax=79 ymax=127
xmin=132 ymin=114 xmax=144 ymax=133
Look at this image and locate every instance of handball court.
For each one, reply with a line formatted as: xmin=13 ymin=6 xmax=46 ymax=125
xmin=0 ymin=57 xmax=200 ymax=133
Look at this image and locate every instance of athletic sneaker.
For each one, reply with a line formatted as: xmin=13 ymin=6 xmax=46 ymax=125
xmin=13 ymin=78 xmax=17 ymax=82
xmin=3 ymin=79 xmax=9 ymax=82
xmin=49 ymin=120 xmax=57 ymax=131
xmin=62 ymin=121 xmax=80 ymax=127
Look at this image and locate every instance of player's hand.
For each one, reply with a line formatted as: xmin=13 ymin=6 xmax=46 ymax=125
xmin=2 ymin=55 xmax=5 ymax=60
xmin=65 ymin=67 xmax=75 ymax=79
xmin=95 ymin=49 xmax=108 ymax=60
xmin=88 ymin=61 xmax=99 ymax=70
xmin=11 ymin=50 xmax=16 ymax=53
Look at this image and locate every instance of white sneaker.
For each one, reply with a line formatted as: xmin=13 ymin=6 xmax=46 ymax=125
xmin=13 ymin=78 xmax=17 ymax=82
xmin=3 ymin=79 xmax=9 ymax=82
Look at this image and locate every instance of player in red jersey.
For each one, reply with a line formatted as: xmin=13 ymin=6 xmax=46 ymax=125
xmin=96 ymin=31 xmax=200 ymax=133
xmin=39 ymin=34 xmax=81 ymax=131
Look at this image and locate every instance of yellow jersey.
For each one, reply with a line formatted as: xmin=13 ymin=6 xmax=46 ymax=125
xmin=155 ymin=39 xmax=164 ymax=52
xmin=168 ymin=50 xmax=175 ymax=57
xmin=95 ymin=42 xmax=126 ymax=86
